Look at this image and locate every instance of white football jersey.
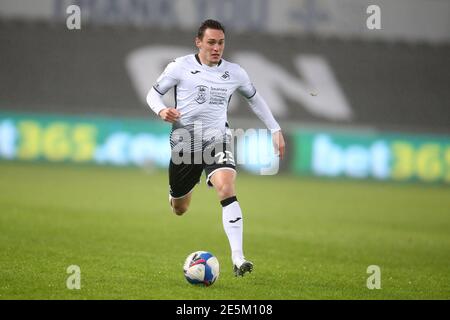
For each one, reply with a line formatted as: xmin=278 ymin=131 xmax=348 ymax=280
xmin=153 ymin=54 xmax=256 ymax=139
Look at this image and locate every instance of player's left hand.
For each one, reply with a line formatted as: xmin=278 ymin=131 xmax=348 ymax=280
xmin=272 ymin=130 xmax=285 ymax=160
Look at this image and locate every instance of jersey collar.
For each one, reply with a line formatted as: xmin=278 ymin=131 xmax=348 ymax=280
xmin=195 ymin=54 xmax=222 ymax=68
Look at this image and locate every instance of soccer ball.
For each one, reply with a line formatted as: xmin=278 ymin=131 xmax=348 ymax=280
xmin=183 ymin=251 xmax=220 ymax=286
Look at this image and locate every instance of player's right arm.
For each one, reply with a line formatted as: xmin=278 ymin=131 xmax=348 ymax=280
xmin=146 ymin=60 xmax=181 ymax=123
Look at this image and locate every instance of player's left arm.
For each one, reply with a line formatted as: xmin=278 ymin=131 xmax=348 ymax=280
xmin=247 ymin=93 xmax=285 ymax=160
xmin=237 ymin=69 xmax=286 ymax=160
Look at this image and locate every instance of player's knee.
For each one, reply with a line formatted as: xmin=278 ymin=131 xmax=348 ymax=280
xmin=173 ymin=203 xmax=189 ymax=215
xmin=216 ymin=183 xmax=235 ymax=200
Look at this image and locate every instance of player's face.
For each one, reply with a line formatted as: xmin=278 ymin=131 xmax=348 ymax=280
xmin=196 ymin=29 xmax=225 ymax=66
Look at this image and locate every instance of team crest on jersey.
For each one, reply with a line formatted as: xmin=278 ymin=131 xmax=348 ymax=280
xmin=195 ymin=85 xmax=208 ymax=104
xmin=221 ymin=71 xmax=230 ymax=80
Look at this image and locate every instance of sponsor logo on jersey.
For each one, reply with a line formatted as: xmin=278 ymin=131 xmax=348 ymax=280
xmin=195 ymin=85 xmax=208 ymax=104
xmin=191 ymin=70 xmax=201 ymax=74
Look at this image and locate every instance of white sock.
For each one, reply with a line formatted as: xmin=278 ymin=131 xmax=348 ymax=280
xmin=221 ymin=196 xmax=245 ymax=266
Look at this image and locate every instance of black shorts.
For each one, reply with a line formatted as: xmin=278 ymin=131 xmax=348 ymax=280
xmin=169 ymin=142 xmax=236 ymax=198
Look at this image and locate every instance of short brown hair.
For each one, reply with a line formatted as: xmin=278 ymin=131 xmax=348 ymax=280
xmin=197 ymin=19 xmax=225 ymax=39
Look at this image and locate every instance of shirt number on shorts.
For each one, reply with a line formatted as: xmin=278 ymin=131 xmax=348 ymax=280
xmin=216 ymin=151 xmax=235 ymax=165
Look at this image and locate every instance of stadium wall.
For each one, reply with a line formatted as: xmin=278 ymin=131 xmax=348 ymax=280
xmin=1 ymin=23 xmax=449 ymax=134
xmin=0 ymin=23 xmax=449 ymax=184
xmin=1 ymin=0 xmax=450 ymax=43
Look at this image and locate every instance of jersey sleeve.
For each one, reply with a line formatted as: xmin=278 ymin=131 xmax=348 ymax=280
xmin=236 ymin=66 xmax=257 ymax=99
xmin=237 ymin=66 xmax=281 ymax=133
xmin=152 ymin=59 xmax=182 ymax=95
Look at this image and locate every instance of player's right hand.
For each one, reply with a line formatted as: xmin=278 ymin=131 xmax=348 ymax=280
xmin=159 ymin=108 xmax=181 ymax=123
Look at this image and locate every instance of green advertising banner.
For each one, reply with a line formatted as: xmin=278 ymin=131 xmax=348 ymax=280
xmin=3 ymin=112 xmax=449 ymax=184
xmin=0 ymin=112 xmax=278 ymax=174
xmin=0 ymin=111 xmax=171 ymax=167
xmin=293 ymin=130 xmax=450 ymax=184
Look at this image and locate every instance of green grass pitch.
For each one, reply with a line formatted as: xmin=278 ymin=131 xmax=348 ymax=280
xmin=0 ymin=162 xmax=449 ymax=299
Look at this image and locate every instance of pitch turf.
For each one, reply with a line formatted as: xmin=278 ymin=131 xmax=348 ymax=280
xmin=0 ymin=162 xmax=449 ymax=299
